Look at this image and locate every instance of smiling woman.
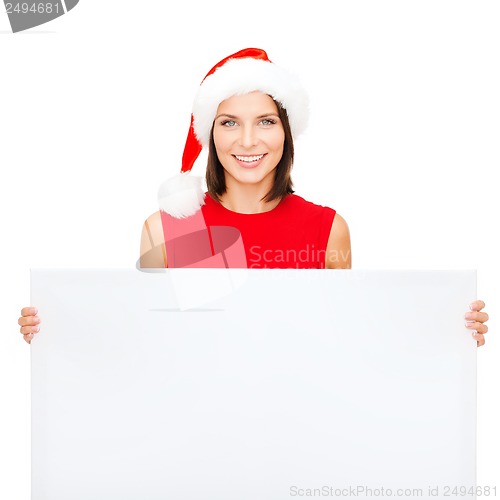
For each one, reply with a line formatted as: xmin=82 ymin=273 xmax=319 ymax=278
xmin=147 ymin=49 xmax=351 ymax=272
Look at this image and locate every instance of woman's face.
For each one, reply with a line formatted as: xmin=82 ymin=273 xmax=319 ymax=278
xmin=213 ymin=92 xmax=285 ymax=189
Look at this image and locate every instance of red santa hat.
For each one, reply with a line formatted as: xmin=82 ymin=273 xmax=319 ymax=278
xmin=158 ymin=48 xmax=309 ymax=218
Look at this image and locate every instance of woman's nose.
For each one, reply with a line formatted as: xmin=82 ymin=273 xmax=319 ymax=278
xmin=238 ymin=125 xmax=258 ymax=149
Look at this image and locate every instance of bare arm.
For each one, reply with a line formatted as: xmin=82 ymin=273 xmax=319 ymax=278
xmin=325 ymin=213 xmax=352 ymax=269
xmin=139 ymin=211 xmax=168 ymax=268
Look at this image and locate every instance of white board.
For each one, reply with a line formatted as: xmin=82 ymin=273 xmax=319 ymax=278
xmin=31 ymin=269 xmax=476 ymax=500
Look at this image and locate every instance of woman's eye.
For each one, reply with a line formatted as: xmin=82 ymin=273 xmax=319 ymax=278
xmin=260 ymin=118 xmax=276 ymax=126
xmin=221 ymin=120 xmax=236 ymax=127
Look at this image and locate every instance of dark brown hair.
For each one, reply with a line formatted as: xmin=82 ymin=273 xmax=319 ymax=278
xmin=205 ymin=98 xmax=295 ymax=204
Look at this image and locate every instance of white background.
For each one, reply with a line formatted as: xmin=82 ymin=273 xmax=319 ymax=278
xmin=1 ymin=1 xmax=498 ymax=498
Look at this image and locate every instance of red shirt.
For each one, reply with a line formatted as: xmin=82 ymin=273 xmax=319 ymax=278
xmin=161 ymin=192 xmax=336 ymax=269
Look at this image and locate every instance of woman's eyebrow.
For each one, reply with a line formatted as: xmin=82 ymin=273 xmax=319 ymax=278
xmin=215 ymin=113 xmax=238 ymax=120
xmin=214 ymin=112 xmax=280 ymax=120
xmin=257 ymin=113 xmax=279 ymax=118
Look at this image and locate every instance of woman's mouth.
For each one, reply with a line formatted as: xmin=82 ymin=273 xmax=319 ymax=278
xmin=233 ymin=154 xmax=266 ymax=168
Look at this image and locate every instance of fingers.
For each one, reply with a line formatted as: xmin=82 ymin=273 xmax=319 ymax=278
xmin=18 ymin=314 xmax=40 ymax=328
xmin=18 ymin=306 xmax=39 ymax=327
xmin=466 ymin=300 xmax=488 ymax=348
xmin=465 ymin=321 xmax=488 ymax=335
xmin=474 ymin=332 xmax=485 ymax=347
xmin=465 ymin=311 xmax=489 ymax=324
xmin=24 ymin=333 xmax=34 ymax=344
xmin=20 ymin=325 xmax=40 ymax=335
xmin=21 ymin=327 xmax=37 ymax=343
xmin=18 ymin=306 xmax=40 ymax=344
xmin=469 ymin=300 xmax=486 ymax=312
xmin=21 ymin=306 xmax=38 ymax=317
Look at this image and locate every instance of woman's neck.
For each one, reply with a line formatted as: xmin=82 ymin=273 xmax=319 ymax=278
xmin=218 ymin=181 xmax=282 ymax=214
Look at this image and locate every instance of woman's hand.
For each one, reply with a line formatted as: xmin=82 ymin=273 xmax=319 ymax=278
xmin=18 ymin=306 xmax=40 ymax=344
xmin=465 ymin=300 xmax=489 ymax=347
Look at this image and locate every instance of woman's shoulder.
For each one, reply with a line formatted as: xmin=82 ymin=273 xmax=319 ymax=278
xmin=143 ymin=210 xmax=163 ymax=232
xmin=286 ymin=193 xmax=337 ymax=215
xmin=288 ymin=193 xmax=348 ymax=241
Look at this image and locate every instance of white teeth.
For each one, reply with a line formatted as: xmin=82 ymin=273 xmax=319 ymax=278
xmin=235 ymin=154 xmax=264 ymax=162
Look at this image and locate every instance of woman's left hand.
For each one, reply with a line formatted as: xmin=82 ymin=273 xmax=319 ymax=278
xmin=465 ymin=300 xmax=489 ymax=347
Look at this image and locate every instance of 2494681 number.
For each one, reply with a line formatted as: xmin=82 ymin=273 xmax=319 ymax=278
xmin=443 ymin=485 xmax=497 ymax=496
xmin=5 ymin=3 xmax=60 ymax=14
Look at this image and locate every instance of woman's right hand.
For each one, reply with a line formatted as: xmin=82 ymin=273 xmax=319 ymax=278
xmin=18 ymin=307 xmax=40 ymax=344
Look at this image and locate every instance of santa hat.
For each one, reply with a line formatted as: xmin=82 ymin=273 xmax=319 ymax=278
xmin=158 ymin=48 xmax=309 ymax=218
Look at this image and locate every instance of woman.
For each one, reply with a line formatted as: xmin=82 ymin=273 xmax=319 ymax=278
xmin=17 ymin=48 xmax=489 ymax=343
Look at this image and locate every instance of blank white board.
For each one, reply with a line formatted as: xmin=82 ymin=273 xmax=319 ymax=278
xmin=31 ymin=269 xmax=476 ymax=500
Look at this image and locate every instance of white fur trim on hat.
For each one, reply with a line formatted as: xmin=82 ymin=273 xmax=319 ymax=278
xmin=158 ymin=172 xmax=205 ymax=219
xmin=192 ymin=57 xmax=309 ymax=147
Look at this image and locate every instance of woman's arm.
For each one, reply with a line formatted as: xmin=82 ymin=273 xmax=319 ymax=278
xmin=139 ymin=211 xmax=168 ymax=269
xmin=325 ymin=213 xmax=352 ymax=269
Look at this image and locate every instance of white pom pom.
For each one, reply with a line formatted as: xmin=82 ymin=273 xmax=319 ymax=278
xmin=158 ymin=172 xmax=206 ymax=218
